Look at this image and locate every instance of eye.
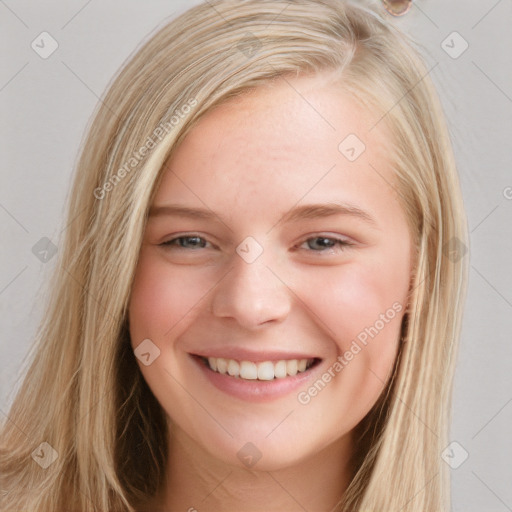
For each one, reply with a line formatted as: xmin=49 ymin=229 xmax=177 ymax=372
xmin=158 ymin=234 xmax=352 ymax=253
xmin=298 ymin=236 xmax=353 ymax=253
xmin=160 ymin=235 xmax=210 ymax=250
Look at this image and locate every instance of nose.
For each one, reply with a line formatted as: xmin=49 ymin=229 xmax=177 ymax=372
xmin=210 ymin=253 xmax=292 ymax=330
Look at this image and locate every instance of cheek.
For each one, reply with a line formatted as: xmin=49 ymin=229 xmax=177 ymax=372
xmin=299 ymin=261 xmax=407 ymax=344
xmin=127 ymin=252 xmax=219 ymax=423
xmin=128 ymin=250 xmax=212 ymax=342
xmin=296 ymin=259 xmax=408 ymax=403
xmin=292 ymin=264 xmax=406 ymax=432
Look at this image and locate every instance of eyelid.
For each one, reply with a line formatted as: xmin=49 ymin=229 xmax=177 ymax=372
xmin=159 ymin=233 xmax=214 ymax=249
xmin=158 ymin=232 xmax=355 ymax=253
xmin=295 ymin=234 xmax=354 ymax=251
xmin=296 ymin=232 xmax=354 ymax=245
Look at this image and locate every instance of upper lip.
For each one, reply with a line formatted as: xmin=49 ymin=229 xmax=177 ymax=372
xmin=190 ymin=348 xmax=321 ymax=363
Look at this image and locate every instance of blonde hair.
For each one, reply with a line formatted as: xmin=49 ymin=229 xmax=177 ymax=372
xmin=0 ymin=1 xmax=468 ymax=510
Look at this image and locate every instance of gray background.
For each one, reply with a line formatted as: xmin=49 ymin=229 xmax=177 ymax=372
xmin=1 ymin=1 xmax=511 ymax=510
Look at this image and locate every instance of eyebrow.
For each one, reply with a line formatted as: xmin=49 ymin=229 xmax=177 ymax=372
xmin=148 ymin=202 xmax=377 ymax=227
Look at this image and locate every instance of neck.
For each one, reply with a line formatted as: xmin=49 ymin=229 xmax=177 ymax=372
xmin=144 ymin=423 xmax=355 ymax=512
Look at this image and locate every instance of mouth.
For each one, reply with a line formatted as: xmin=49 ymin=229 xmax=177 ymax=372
xmin=195 ymin=355 xmax=322 ymax=381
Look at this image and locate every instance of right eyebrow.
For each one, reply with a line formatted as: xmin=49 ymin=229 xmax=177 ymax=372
xmin=148 ymin=204 xmax=218 ymax=220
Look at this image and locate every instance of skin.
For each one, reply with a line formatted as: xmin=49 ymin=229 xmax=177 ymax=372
xmin=129 ymin=73 xmax=414 ymax=511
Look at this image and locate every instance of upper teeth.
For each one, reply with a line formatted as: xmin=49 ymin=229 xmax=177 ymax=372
xmin=206 ymin=357 xmax=312 ymax=380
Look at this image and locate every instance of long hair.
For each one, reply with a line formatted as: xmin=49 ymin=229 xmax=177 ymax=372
xmin=0 ymin=1 xmax=468 ymax=510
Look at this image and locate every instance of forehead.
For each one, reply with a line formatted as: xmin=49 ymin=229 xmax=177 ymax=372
xmin=185 ymin=74 xmax=382 ymax=158
xmin=154 ymin=74 xmax=396 ymax=219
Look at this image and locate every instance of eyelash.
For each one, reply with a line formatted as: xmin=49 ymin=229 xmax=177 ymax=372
xmin=159 ymin=235 xmax=353 ymax=253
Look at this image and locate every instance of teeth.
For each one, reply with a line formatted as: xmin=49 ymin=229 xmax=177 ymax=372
xmin=257 ymin=361 xmax=274 ymax=381
xmin=217 ymin=358 xmax=228 ymax=375
xmin=227 ymin=359 xmax=240 ymax=377
xmin=286 ymin=359 xmax=298 ymax=376
xmin=204 ymin=357 xmax=314 ymax=380
xmin=274 ymin=360 xmax=287 ymax=379
xmin=240 ymin=360 xmax=257 ymax=380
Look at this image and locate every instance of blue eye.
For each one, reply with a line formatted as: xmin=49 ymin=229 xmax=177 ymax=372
xmin=161 ymin=236 xmax=209 ymax=249
xmin=301 ymin=236 xmax=351 ymax=252
xmin=159 ymin=234 xmax=352 ymax=254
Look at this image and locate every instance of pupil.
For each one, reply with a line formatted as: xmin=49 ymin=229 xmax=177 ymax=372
xmin=311 ymin=237 xmax=333 ymax=250
xmin=182 ymin=237 xmax=203 ymax=247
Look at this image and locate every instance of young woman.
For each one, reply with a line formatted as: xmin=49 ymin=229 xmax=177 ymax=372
xmin=0 ymin=1 xmax=468 ymax=510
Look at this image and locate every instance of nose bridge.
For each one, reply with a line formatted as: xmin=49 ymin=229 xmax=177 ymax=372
xmin=211 ymin=247 xmax=291 ymax=328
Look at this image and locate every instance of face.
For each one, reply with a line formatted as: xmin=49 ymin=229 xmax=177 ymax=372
xmin=128 ymin=74 xmax=413 ymax=471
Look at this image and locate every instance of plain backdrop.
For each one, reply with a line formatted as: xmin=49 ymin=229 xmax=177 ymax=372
xmin=1 ymin=1 xmax=511 ymax=510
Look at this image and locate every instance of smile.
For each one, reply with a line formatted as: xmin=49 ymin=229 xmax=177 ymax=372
xmin=200 ymin=356 xmax=319 ymax=380
xmin=191 ymin=352 xmax=324 ymax=402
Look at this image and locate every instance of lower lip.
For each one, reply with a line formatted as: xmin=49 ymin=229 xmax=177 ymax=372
xmin=191 ymin=355 xmax=322 ymax=403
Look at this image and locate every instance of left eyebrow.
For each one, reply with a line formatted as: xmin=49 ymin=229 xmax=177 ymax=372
xmin=148 ymin=201 xmax=378 ymax=227
xmin=278 ymin=202 xmax=378 ymax=226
